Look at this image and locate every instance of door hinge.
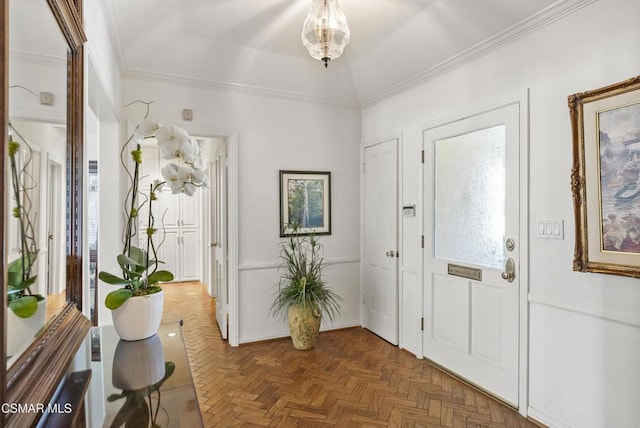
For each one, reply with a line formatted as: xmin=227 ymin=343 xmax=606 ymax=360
xmin=421 ymin=235 xmax=424 ymax=248
xmin=421 ymin=317 xmax=424 ymax=331
xmin=362 ymin=293 xmax=365 ymax=305
xmin=421 ymin=150 xmax=424 ymax=164
xmin=363 ymin=162 xmax=366 ymax=174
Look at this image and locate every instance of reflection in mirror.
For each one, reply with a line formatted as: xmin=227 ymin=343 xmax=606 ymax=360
xmin=7 ymin=0 xmax=69 ymax=365
xmin=88 ymin=160 xmax=99 ymax=325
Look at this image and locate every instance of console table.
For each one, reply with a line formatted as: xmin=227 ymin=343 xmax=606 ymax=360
xmin=85 ymin=321 xmax=203 ymax=427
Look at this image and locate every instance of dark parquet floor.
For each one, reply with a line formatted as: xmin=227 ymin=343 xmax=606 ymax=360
xmin=161 ymin=282 xmax=542 ymax=428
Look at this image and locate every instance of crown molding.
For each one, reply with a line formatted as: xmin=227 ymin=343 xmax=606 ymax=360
xmin=105 ymin=0 xmax=595 ymax=110
xmin=123 ymin=69 xmax=361 ymax=109
xmin=9 ymin=107 xmax=66 ymax=124
xmin=99 ymin=0 xmax=127 ymax=74
xmin=359 ymin=0 xmax=597 ymax=108
xmin=10 ymin=50 xmax=66 ymax=68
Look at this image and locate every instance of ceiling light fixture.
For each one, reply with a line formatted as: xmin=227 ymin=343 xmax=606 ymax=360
xmin=301 ymin=0 xmax=350 ymax=68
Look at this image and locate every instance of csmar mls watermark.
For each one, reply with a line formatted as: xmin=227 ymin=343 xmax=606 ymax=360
xmin=1 ymin=402 xmax=72 ymax=414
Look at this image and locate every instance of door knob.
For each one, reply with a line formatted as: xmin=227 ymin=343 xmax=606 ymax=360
xmin=505 ymin=238 xmax=515 ymax=252
xmin=501 ymin=257 xmax=515 ymax=282
xmin=385 ymin=250 xmax=396 ymax=258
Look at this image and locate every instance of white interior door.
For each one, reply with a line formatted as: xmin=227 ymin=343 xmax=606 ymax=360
xmin=159 ymin=229 xmax=179 ymax=280
xmin=423 ymin=103 xmax=520 ymax=405
xmin=208 ymin=161 xmax=218 ymax=298
xmin=181 ymin=230 xmax=200 ymax=280
xmin=212 ymin=152 xmax=228 ymax=339
xmin=46 ymin=160 xmax=63 ymax=295
xmin=363 ymin=139 xmax=399 ymax=345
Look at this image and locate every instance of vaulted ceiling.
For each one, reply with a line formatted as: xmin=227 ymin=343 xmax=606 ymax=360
xmin=103 ymin=0 xmax=587 ymax=105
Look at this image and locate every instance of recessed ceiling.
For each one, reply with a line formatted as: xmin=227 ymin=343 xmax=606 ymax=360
xmin=102 ymin=0 xmax=591 ymax=105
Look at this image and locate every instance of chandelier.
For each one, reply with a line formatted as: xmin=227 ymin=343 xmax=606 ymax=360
xmin=301 ymin=0 xmax=350 ymax=68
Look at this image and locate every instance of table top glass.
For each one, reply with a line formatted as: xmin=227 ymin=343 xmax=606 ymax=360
xmin=86 ymin=321 xmax=203 ymax=427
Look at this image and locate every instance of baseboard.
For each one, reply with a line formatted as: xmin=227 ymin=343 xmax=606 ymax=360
xmin=239 ymin=321 xmax=361 ymax=345
xmin=527 ymin=407 xmax=571 ymax=428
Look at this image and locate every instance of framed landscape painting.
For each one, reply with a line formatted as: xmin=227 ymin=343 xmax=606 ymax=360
xmin=279 ymin=170 xmax=331 ymax=237
xmin=570 ymin=75 xmax=640 ymax=277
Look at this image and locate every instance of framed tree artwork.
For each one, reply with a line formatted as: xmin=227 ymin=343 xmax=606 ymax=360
xmin=569 ymin=75 xmax=640 ymax=277
xmin=279 ymin=170 xmax=331 ymax=237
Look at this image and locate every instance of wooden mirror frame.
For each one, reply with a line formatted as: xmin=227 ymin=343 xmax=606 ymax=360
xmin=1 ymin=1 xmax=90 ymax=425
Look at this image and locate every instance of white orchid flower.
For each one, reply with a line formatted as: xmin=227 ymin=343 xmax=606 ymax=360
xmin=152 ymin=179 xmax=165 ymax=193
xmin=180 ymin=167 xmax=208 ymax=186
xmin=182 ymin=182 xmax=197 ymax=196
xmin=160 ymin=163 xmax=184 ymax=194
xmin=191 ymin=154 xmax=204 ymax=170
xmin=156 ymin=125 xmax=195 ymax=162
xmin=190 ymin=138 xmax=201 ymax=156
xmin=134 ymin=119 xmax=160 ymax=141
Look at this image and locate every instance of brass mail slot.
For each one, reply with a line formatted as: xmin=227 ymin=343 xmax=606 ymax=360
xmin=447 ymin=264 xmax=482 ymax=281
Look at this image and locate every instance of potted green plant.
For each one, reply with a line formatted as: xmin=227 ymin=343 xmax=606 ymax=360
xmin=98 ymin=101 xmax=207 ymax=341
xmin=6 ymin=132 xmax=46 ymax=357
xmin=271 ymin=227 xmax=341 ymax=350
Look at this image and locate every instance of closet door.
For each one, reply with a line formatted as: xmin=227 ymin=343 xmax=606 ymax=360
xmin=363 ymin=138 xmax=399 ymax=345
xmin=159 ymin=190 xmax=180 ymax=229
xmin=181 ymin=193 xmax=199 ymax=228
xmin=158 ymin=229 xmax=179 ymax=280
xmin=181 ymin=229 xmax=200 ymax=281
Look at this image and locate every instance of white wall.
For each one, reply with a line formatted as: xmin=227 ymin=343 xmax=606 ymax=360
xmin=85 ymin=0 xmax=122 ymax=120
xmin=361 ymin=0 xmax=640 ymax=426
xmin=121 ymin=78 xmax=362 ymax=343
xmin=85 ymin=3 xmax=123 ymax=325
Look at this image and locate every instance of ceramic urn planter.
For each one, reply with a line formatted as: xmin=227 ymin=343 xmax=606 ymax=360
xmin=288 ymin=303 xmax=321 ymax=350
xmin=111 ymin=290 xmax=164 ymax=341
xmin=6 ymin=298 xmax=47 ymax=357
xmin=112 ymin=334 xmax=165 ymax=390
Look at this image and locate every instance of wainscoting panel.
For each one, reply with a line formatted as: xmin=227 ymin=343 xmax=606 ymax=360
xmin=401 ymin=270 xmax=421 ymax=355
xmin=238 ymin=258 xmax=360 ymax=344
xmin=528 ymin=298 xmax=640 ymax=427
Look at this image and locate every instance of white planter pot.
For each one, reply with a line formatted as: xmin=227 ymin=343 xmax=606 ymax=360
xmin=6 ymin=299 xmax=47 ymax=357
xmin=111 ymin=290 xmax=164 ymax=341
xmin=112 ymin=334 xmax=165 ymax=391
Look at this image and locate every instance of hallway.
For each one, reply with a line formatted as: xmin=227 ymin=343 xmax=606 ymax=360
xmin=162 ymin=282 xmax=539 ymax=427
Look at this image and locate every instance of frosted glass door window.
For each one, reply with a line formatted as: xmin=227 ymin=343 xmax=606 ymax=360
xmin=434 ymin=125 xmax=506 ymax=268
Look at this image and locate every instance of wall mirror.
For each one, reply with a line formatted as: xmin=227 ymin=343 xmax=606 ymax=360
xmin=7 ymin=0 xmax=69 ymax=366
xmin=1 ymin=0 xmax=89 ymax=425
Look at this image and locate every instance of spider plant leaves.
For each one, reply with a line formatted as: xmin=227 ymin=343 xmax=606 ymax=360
xmin=271 ymin=229 xmax=342 ymax=323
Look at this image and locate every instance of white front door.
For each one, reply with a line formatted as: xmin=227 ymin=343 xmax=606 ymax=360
xmin=212 ymin=153 xmax=228 ymax=340
xmin=363 ymin=139 xmax=399 ymax=345
xmin=423 ymin=102 xmax=521 ymax=405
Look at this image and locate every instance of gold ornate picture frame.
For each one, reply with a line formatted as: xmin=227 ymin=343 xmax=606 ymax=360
xmin=570 ymin=75 xmax=640 ymax=277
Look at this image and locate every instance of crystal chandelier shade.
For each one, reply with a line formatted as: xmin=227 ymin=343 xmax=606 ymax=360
xmin=301 ymin=0 xmax=350 ymax=68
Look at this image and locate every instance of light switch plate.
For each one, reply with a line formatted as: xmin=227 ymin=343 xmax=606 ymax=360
xmin=537 ymin=219 xmax=564 ymax=240
xmin=39 ymin=91 xmax=54 ymax=106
